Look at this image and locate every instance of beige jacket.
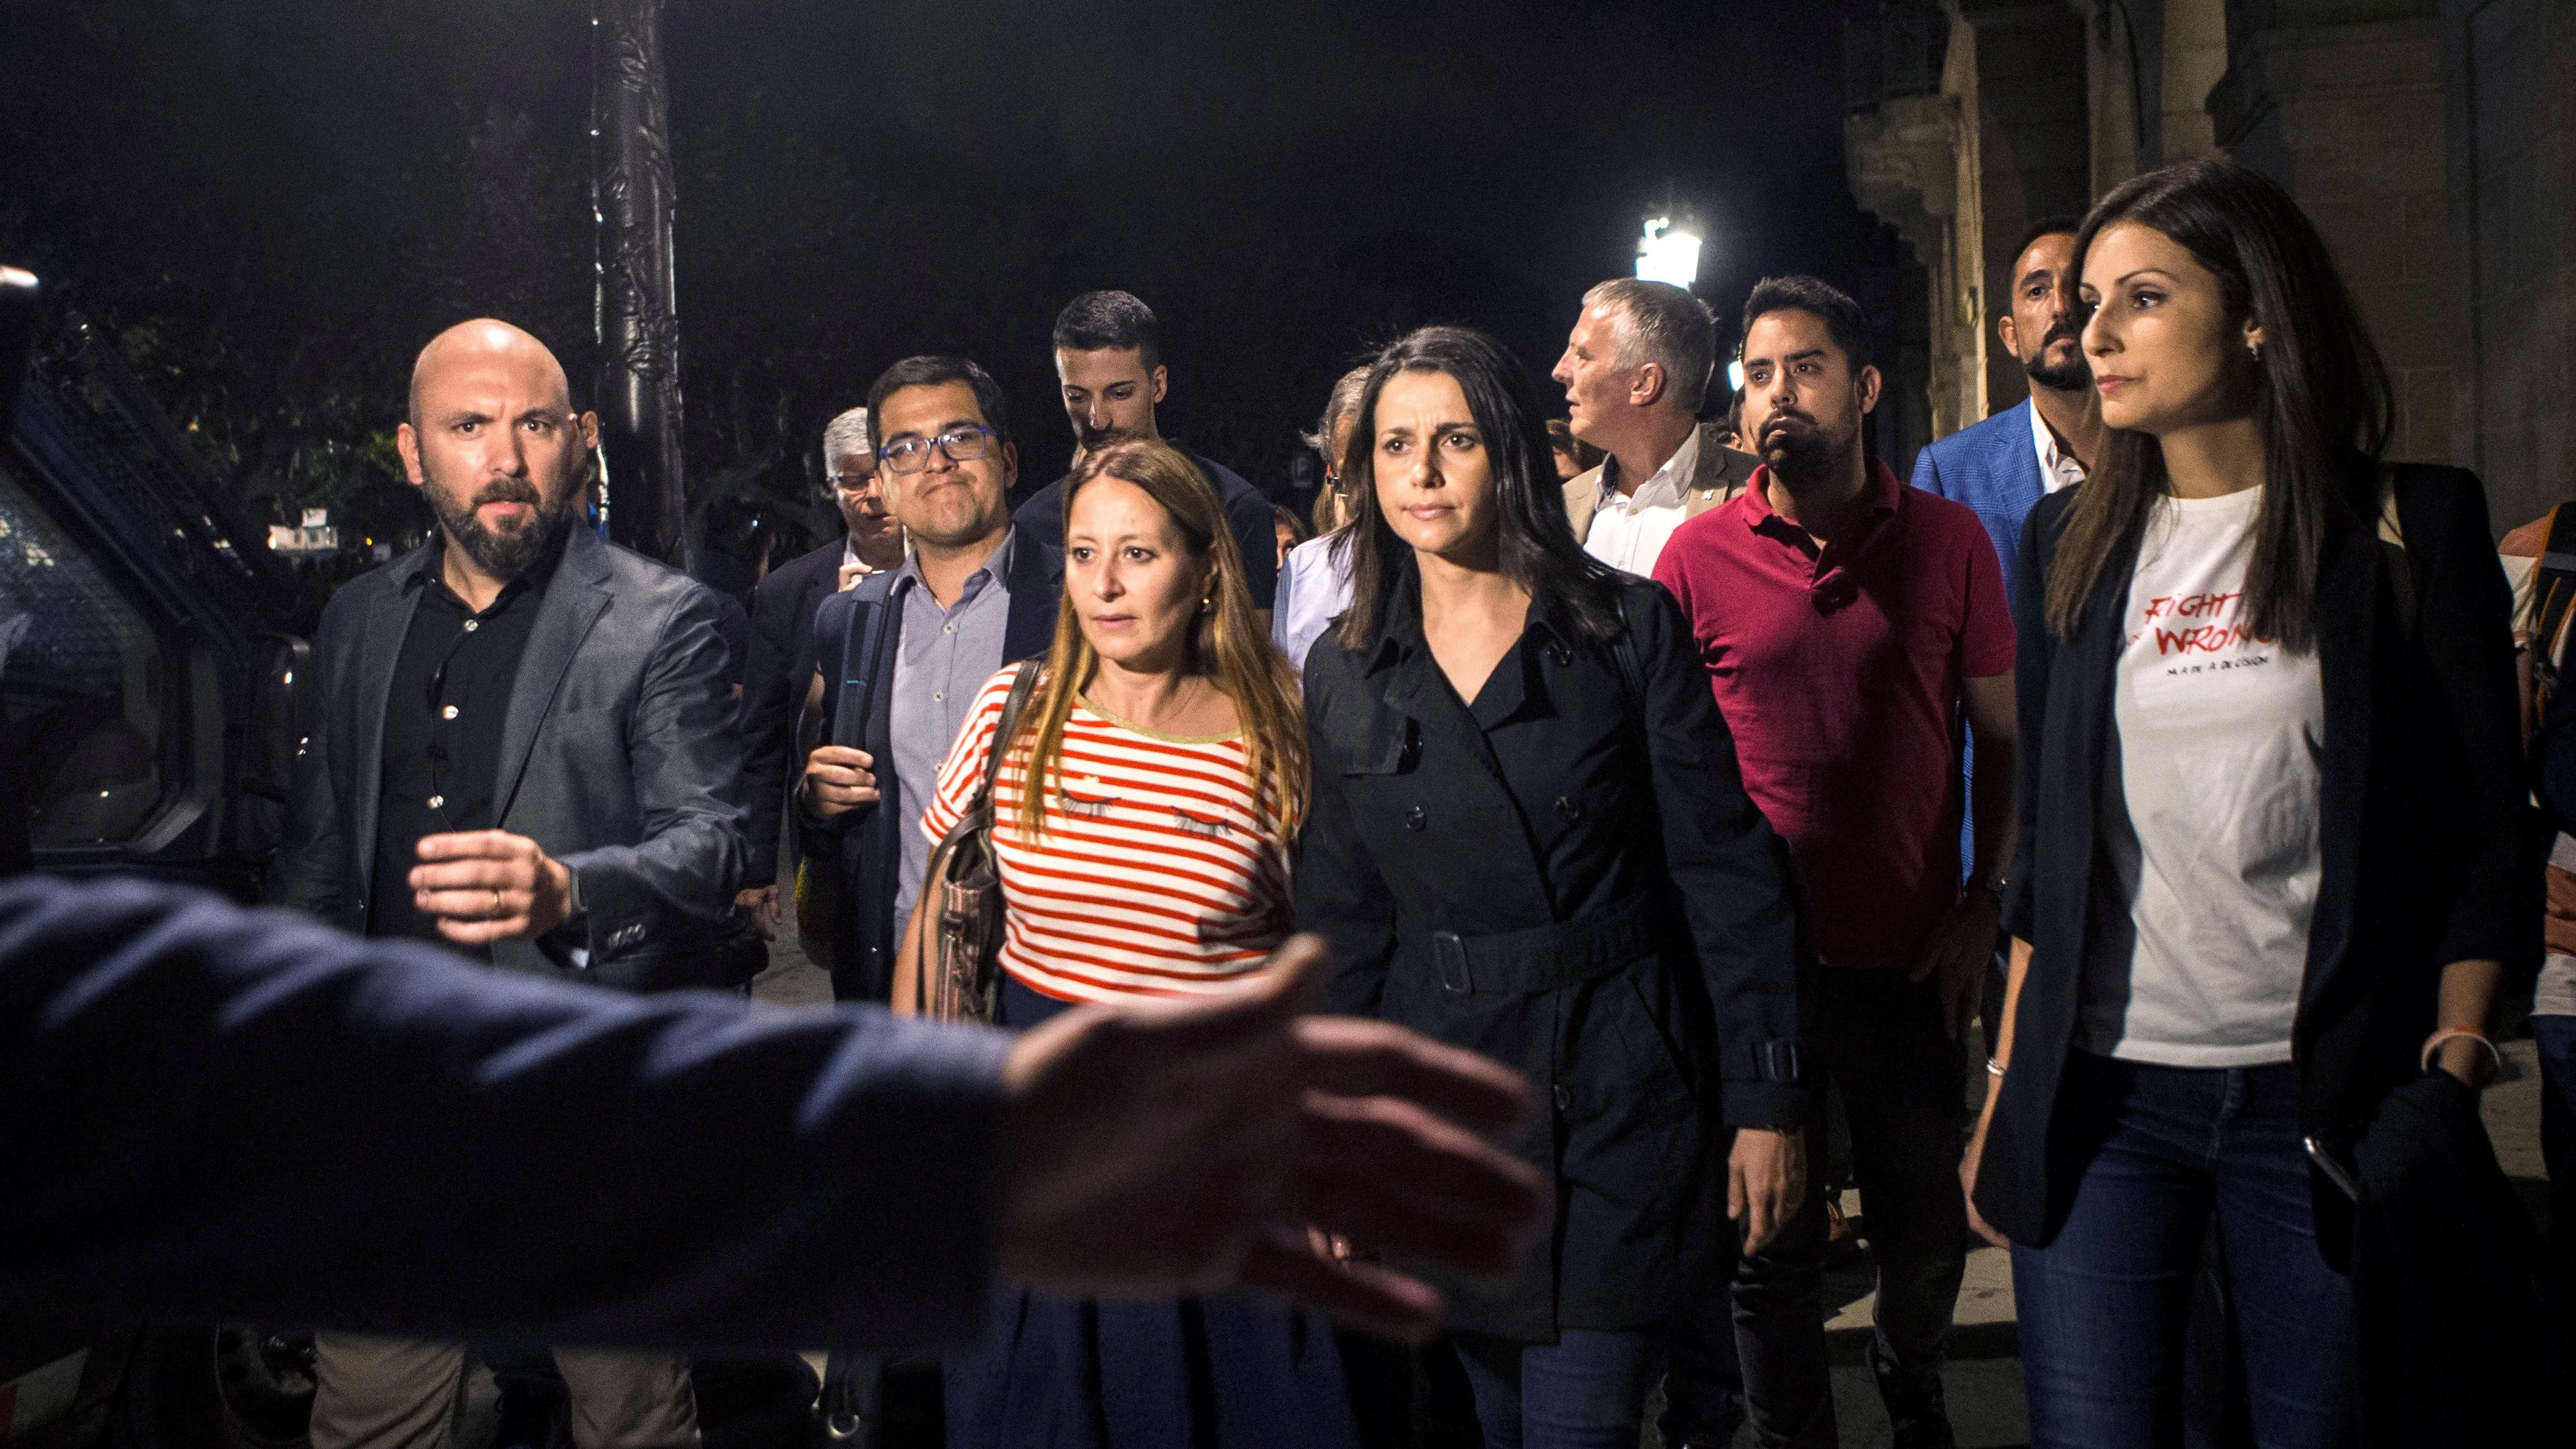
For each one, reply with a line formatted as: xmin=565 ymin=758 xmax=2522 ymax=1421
xmin=1561 ymin=420 xmax=1762 ymax=543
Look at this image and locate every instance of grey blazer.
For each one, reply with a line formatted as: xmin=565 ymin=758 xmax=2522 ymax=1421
xmin=1560 ymin=420 xmax=1759 ymax=543
xmin=271 ymin=526 xmax=750 ymax=992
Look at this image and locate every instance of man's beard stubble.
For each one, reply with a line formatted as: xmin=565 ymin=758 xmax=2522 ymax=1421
xmin=1758 ymin=409 xmax=1857 ymax=487
xmin=2025 ymin=321 xmax=2091 ymax=393
xmin=427 ymin=471 xmax=577 ymax=581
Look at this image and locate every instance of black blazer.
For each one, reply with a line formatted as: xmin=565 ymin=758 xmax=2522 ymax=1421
xmin=800 ymin=533 xmax=1061 ymax=1002
xmin=1977 ymin=465 xmax=2537 ymax=1248
xmin=1294 ymin=574 xmax=1809 ymax=1341
xmin=740 ymin=541 xmax=847 ymax=886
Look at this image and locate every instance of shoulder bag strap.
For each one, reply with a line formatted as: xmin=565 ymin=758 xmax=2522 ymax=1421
xmin=972 ymin=661 xmax=1045 ymax=817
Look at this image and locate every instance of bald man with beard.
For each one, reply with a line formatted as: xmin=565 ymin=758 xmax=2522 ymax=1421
xmin=270 ymin=319 xmax=751 ymax=1449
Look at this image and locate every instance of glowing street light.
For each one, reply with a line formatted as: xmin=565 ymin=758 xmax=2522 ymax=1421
xmin=1635 ymin=215 xmax=1702 ymax=289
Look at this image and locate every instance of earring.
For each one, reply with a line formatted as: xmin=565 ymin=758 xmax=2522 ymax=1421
xmin=2248 ymin=339 xmax=2263 ymax=362
xmin=1199 ymin=595 xmax=1213 ymax=613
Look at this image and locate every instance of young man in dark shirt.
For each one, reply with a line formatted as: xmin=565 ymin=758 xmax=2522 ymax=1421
xmin=1010 ymin=290 xmax=1278 ymax=619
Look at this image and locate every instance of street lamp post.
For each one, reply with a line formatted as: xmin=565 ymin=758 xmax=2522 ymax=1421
xmin=592 ymin=0 xmax=686 ymax=565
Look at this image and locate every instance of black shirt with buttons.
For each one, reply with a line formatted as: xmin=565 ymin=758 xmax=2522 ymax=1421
xmin=367 ymin=537 xmax=565 ymax=949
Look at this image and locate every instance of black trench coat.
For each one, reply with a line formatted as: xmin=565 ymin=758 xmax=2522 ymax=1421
xmin=1293 ymin=574 xmax=1811 ymax=1343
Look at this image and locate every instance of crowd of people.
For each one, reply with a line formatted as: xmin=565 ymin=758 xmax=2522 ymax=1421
xmin=199 ymin=150 xmax=2567 ymax=1449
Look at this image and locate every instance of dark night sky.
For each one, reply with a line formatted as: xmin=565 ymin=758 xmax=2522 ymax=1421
xmin=0 ymin=0 xmax=1901 ymax=545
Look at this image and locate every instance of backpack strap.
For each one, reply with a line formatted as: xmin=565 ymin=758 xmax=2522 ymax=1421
xmin=2531 ymin=504 xmax=2576 ymax=709
xmin=826 ymin=576 xmax=898 ymax=752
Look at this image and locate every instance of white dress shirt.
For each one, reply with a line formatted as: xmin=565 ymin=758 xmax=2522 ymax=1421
xmin=2030 ymin=400 xmax=2086 ymax=494
xmin=1272 ymin=532 xmax=1354 ymax=675
xmin=1581 ymin=428 xmax=1702 ymax=577
xmin=841 ymin=536 xmax=906 ymax=590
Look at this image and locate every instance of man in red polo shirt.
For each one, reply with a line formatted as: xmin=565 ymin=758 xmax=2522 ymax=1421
xmin=1654 ymin=276 xmax=2015 ymax=1449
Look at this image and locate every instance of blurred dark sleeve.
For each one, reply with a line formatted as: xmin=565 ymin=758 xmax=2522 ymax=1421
xmin=0 ymin=874 xmax=1008 ymax=1352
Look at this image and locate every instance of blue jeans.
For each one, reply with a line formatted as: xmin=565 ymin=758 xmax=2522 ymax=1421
xmin=2011 ymin=1054 xmax=2356 ymax=1449
xmin=1449 ymin=1330 xmax=1655 ymax=1449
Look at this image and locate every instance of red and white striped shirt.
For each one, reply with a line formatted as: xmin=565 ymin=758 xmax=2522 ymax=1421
xmin=919 ymin=667 xmax=1293 ymax=1003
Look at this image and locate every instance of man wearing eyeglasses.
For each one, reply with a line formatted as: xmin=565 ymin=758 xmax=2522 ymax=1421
xmin=796 ymin=357 xmax=1063 ymax=1006
xmin=737 ymin=407 xmax=907 ymax=949
xmin=270 ymin=319 xmax=749 ymax=1449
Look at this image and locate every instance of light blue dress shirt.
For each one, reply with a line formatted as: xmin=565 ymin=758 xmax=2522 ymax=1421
xmin=889 ymin=528 xmax=1017 ymax=930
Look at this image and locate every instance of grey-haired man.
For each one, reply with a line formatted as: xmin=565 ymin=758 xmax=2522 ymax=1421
xmin=737 ymin=407 xmax=907 ymax=944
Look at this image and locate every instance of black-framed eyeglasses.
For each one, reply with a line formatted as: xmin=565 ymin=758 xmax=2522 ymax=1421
xmin=828 ymin=472 xmax=878 ymax=492
xmin=877 ymin=424 xmax=993 ymax=475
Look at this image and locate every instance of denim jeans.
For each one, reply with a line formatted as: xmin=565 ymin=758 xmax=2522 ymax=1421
xmin=1449 ymin=1330 xmax=1655 ymax=1449
xmin=2011 ymin=1053 xmax=2356 ymax=1449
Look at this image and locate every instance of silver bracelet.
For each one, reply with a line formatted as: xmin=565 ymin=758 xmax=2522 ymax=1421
xmin=1985 ymin=1057 xmax=2005 ymax=1078
xmin=2419 ymin=1027 xmax=2501 ymax=1075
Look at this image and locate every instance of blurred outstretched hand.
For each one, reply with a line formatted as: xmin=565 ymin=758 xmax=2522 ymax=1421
xmin=997 ymin=934 xmax=1543 ymax=1342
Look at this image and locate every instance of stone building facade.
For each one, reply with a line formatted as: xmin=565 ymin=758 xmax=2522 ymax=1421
xmin=1847 ymin=0 xmax=2576 ymax=532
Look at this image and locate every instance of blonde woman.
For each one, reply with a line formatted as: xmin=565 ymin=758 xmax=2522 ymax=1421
xmin=899 ymin=439 xmax=1365 ymax=1449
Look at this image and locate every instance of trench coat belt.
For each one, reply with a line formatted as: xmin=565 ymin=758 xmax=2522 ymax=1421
xmin=1425 ymin=893 xmax=1658 ymax=996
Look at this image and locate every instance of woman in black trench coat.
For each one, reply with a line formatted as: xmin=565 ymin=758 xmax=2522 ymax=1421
xmin=1292 ymin=327 xmax=1811 ymax=1449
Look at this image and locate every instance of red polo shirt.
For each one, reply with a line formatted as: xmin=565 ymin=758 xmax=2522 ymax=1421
xmin=1652 ymin=461 xmax=2014 ymax=969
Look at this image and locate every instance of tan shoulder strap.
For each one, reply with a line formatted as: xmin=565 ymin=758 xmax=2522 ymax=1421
xmin=2376 ymin=464 xmax=2416 ymax=645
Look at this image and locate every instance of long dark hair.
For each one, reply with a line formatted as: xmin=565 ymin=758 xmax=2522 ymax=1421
xmin=2044 ymin=156 xmax=2391 ymax=651
xmin=1334 ymin=326 xmax=1622 ymax=648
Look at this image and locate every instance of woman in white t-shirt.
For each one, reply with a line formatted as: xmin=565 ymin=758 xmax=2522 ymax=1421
xmin=1964 ymin=157 xmax=2533 ymax=1447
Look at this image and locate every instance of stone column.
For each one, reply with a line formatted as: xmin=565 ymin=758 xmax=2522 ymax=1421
xmin=1848 ymin=6 xmax=1989 ymax=440
xmin=2441 ymin=0 xmax=2576 ymax=530
xmin=2160 ymin=0 xmax=2230 ymax=162
xmin=1958 ymin=0 xmax=2095 ymax=410
xmin=2211 ymin=2 xmax=2460 ymax=467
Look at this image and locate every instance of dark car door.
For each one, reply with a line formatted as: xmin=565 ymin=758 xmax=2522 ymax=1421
xmin=1 ymin=271 xmax=317 ymax=1449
